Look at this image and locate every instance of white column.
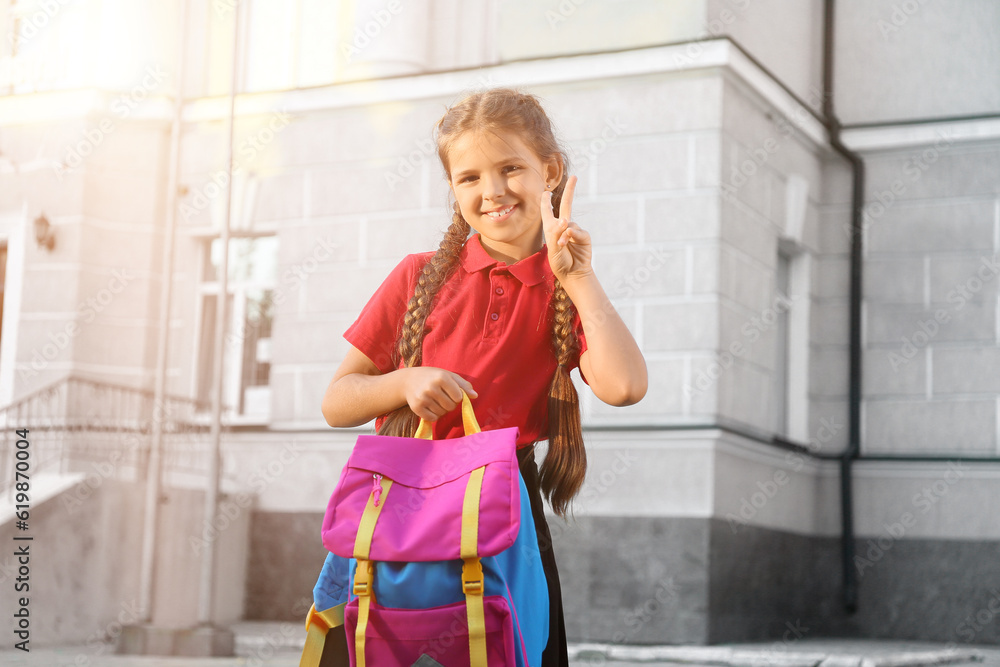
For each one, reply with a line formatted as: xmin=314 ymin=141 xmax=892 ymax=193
xmin=342 ymin=0 xmax=431 ymax=79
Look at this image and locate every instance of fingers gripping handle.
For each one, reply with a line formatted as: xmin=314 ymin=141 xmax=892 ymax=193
xmin=413 ymin=391 xmax=481 ymax=439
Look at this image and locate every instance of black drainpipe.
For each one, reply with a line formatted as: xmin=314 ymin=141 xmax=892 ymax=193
xmin=821 ymin=0 xmax=864 ymax=613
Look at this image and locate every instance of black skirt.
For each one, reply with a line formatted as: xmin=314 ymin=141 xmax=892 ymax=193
xmin=517 ymin=445 xmax=570 ymax=667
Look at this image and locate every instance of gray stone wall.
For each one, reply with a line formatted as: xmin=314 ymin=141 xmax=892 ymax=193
xmin=832 ymin=0 xmax=1000 ymax=124
xmin=860 ymin=141 xmax=1000 ymax=455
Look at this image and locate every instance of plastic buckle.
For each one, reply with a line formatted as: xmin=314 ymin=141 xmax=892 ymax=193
xmin=304 ymin=603 xmax=334 ymax=633
xmin=462 ymin=558 xmax=484 ymax=596
xmin=304 ymin=603 xmax=318 ymax=631
xmin=353 ymin=560 xmax=373 ymax=597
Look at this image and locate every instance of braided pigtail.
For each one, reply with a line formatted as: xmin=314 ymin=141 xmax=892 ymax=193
xmin=377 ymin=206 xmax=470 ymax=437
xmin=539 ymin=278 xmax=585 ymax=517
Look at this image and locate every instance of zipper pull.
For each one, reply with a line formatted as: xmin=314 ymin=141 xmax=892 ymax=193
xmin=372 ymin=473 xmax=383 ymax=507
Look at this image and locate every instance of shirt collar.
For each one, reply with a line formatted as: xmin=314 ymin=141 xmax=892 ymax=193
xmin=460 ymin=234 xmax=548 ymax=286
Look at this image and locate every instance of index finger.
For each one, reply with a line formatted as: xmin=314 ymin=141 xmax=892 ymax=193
xmin=559 ymin=175 xmax=577 ymax=222
xmin=451 ymin=372 xmax=478 ymax=400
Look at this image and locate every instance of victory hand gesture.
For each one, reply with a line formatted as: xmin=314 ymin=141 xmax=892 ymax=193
xmin=542 ymin=175 xmax=593 ymax=283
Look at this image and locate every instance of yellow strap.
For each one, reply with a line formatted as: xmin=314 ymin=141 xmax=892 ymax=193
xmin=356 ymin=590 xmax=372 ymax=667
xmin=460 ymin=391 xmax=482 ymax=435
xmin=414 ymin=391 xmax=482 ymax=440
xmin=299 ymin=603 xmax=345 ymax=667
xmin=460 ymin=467 xmax=485 ymax=560
xmin=461 ymin=466 xmax=487 ymax=667
xmin=352 ymin=477 xmax=392 ymax=667
xmin=465 ymin=568 xmax=487 ymax=667
xmin=414 ymin=417 xmax=433 ymax=440
xmin=353 ymin=477 xmax=392 ymax=561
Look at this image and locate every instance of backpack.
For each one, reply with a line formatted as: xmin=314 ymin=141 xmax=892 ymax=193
xmin=302 ymin=394 xmax=548 ymax=667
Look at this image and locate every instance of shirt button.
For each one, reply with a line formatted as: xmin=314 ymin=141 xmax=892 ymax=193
xmin=490 ymin=313 xmax=499 ymax=321
xmin=495 ymin=287 xmax=504 ymax=295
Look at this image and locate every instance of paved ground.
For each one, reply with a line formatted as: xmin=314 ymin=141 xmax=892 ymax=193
xmin=0 ymin=622 xmax=997 ymax=666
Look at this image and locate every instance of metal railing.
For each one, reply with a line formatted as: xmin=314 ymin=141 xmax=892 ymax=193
xmin=0 ymin=374 xmax=221 ymax=499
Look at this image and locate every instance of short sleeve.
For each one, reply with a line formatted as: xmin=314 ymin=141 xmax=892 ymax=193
xmin=343 ymin=253 xmax=429 ymax=373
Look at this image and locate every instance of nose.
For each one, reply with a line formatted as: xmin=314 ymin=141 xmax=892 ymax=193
xmin=481 ymin=172 xmax=505 ymax=201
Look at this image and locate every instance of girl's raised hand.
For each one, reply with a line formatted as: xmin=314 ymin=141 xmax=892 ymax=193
xmin=541 ymin=175 xmax=593 ymax=283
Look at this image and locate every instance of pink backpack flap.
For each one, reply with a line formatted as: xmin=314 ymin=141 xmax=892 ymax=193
xmin=321 ymin=407 xmax=521 ymax=563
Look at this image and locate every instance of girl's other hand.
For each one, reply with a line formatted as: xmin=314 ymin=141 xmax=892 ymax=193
xmin=541 ymin=174 xmax=593 ymax=283
xmin=402 ymin=367 xmax=477 ymax=422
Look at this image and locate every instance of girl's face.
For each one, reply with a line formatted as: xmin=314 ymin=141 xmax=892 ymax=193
xmin=447 ymin=129 xmax=562 ymax=264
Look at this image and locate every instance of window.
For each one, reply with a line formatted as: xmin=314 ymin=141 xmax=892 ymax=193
xmin=773 ymin=240 xmax=811 ymax=444
xmin=196 ymin=235 xmax=278 ymax=421
xmin=773 ymin=249 xmax=791 ymax=436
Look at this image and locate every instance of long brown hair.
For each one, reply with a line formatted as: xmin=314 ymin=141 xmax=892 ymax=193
xmin=378 ymin=88 xmax=586 ymax=517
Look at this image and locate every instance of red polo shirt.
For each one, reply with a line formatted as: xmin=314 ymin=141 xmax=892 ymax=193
xmin=344 ymin=234 xmax=588 ymax=446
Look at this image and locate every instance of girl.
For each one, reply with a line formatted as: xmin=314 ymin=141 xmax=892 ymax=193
xmin=316 ymin=87 xmax=647 ymax=666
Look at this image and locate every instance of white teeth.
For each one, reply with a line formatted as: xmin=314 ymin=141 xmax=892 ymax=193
xmin=486 ymin=206 xmax=514 ymax=218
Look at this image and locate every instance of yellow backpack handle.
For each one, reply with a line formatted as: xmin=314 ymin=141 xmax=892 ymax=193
xmin=414 ymin=391 xmax=481 ymax=440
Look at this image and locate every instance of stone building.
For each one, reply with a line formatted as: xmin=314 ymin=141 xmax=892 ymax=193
xmin=0 ymin=0 xmax=998 ymax=650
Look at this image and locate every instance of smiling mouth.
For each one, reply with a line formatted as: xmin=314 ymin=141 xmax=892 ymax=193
xmin=484 ymin=205 xmax=516 ymax=220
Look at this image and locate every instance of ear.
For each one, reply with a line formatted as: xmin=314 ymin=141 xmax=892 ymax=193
xmin=543 ymin=155 xmax=564 ymax=188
